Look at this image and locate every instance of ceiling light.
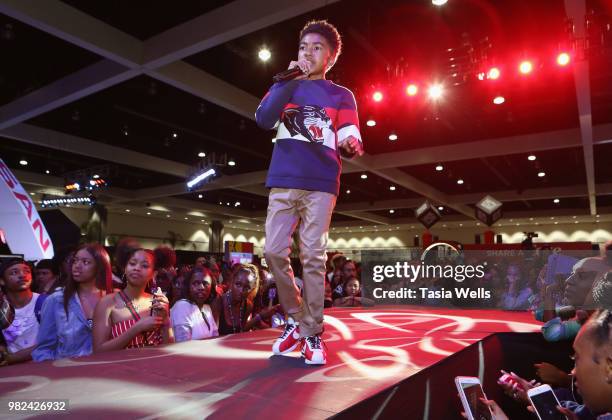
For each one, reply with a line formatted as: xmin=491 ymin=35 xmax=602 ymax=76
xmin=198 ymin=152 xmax=206 ymax=158
xmin=258 ymin=48 xmax=271 ymax=62
xmin=557 ymin=52 xmax=570 ymax=66
xmin=435 ymin=165 xmax=443 ymax=171
xmin=235 ymin=202 xmax=241 ymax=207
xmin=184 ymin=217 xmax=188 ymax=220
xmin=272 ymin=138 xmax=276 ymax=143
xmin=553 ymin=198 xmax=560 ymax=203
xmin=361 ymin=174 xmax=368 ymax=179
xmin=432 ymin=0 xmax=448 ymax=5
xmin=428 ymin=84 xmax=443 ymax=100
xmin=228 ymin=160 xmax=236 ymax=166
xmin=457 ymin=179 xmax=464 ymax=185
xmin=172 ymin=132 xmax=178 ymax=138
xmin=198 ymin=194 xmax=203 ymax=198
xmin=372 ymin=91 xmax=383 ymax=102
xmin=487 ymin=67 xmax=500 ymax=80
xmin=346 ymin=189 xmax=351 ymax=194
xmin=538 ymin=172 xmax=546 ymax=177
xmin=438 ymin=206 xmax=444 ymax=211
xmin=388 ymin=133 xmax=398 ymax=141
xmin=45 ymin=170 xmax=50 ymax=174
xmin=389 ymin=209 xmax=395 ymax=214
xmin=366 ymin=119 xmax=376 ymax=127
xmin=166 ymin=214 xmax=170 ymax=218
xmin=125 ymin=209 xmax=130 ymax=213
xmin=389 ymin=185 xmax=396 ymax=191
xmin=519 ymin=60 xmax=533 ymax=74
xmin=406 ymin=84 xmax=418 ymax=96
xmin=19 ymin=160 xmax=28 ymax=166
xmin=146 ymin=212 xmax=151 ymax=215
xmin=493 ymin=96 xmax=505 ymax=105
xmin=528 ymin=155 xmax=536 ymax=161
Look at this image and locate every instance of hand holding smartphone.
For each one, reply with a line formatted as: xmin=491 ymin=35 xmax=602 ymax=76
xmin=527 ymin=384 xmax=567 ymax=420
xmin=455 ymin=376 xmax=493 ymax=420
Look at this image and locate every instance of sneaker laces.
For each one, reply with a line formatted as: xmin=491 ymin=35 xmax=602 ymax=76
xmin=306 ymin=335 xmax=322 ymax=350
xmin=279 ymin=322 xmax=296 ymax=339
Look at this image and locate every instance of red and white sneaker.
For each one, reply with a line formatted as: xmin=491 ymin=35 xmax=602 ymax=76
xmin=272 ymin=318 xmax=301 ymax=355
xmin=301 ymin=334 xmax=327 ymax=365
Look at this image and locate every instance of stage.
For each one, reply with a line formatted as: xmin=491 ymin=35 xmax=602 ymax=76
xmin=0 ymin=307 xmax=546 ymax=419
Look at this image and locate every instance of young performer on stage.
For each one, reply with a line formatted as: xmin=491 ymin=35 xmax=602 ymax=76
xmin=255 ymin=20 xmax=363 ymax=365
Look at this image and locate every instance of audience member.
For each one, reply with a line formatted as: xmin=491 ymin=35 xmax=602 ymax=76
xmin=32 ymin=259 xmax=60 ymax=294
xmin=93 ymin=249 xmax=173 ymax=351
xmin=171 ymin=267 xmax=219 ymax=342
xmin=0 ymin=259 xmax=44 ymax=365
xmin=33 ymin=243 xmax=113 ymax=361
xmin=500 ymin=264 xmax=533 ymax=310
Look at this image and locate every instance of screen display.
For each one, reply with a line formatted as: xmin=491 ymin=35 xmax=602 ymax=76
xmin=530 ymin=391 xmax=565 ymax=420
xmin=461 ymin=383 xmax=492 ymax=420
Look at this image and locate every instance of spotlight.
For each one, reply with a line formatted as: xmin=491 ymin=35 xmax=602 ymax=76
xmin=538 ymin=171 xmax=546 ymax=177
xmin=438 ymin=206 xmax=444 ymax=211
xmin=493 ymin=96 xmax=505 ymax=105
xmin=45 ymin=170 xmax=50 ymax=174
xmin=519 ymin=60 xmax=533 ymax=74
xmin=389 ymin=185 xmax=396 ymax=191
xmin=428 ymin=84 xmax=443 ymax=100
xmin=198 ymin=194 xmax=203 ymax=198
xmin=432 ymin=0 xmax=448 ymax=5
xmin=366 ymin=119 xmax=376 ymax=127
xmin=406 ymin=84 xmax=418 ymax=96
xmin=435 ymin=164 xmax=444 ymax=171
xmin=528 ymin=155 xmax=536 ymax=161
xmin=186 ymin=168 xmax=216 ymax=189
xmin=19 ymin=160 xmax=28 ymax=166
xmin=360 ymin=174 xmax=368 ymax=179
xmin=228 ymin=160 xmax=236 ymax=166
xmin=389 ymin=209 xmax=395 ymax=214
xmin=457 ymin=179 xmax=464 ymax=184
xmin=346 ymin=189 xmax=351 ymax=194
xmin=553 ymin=198 xmax=560 ymax=203
xmin=388 ymin=133 xmax=398 ymax=141
xmin=258 ymin=48 xmax=271 ymax=62
xmin=372 ymin=91 xmax=383 ymax=102
xmin=556 ymin=52 xmax=570 ymax=66
xmin=487 ymin=67 xmax=500 ymax=80
xmin=172 ymin=132 xmax=178 ymax=138
xmin=198 ymin=152 xmax=206 ymax=158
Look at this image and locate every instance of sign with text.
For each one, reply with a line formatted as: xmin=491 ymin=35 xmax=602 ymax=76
xmin=0 ymin=159 xmax=54 ymax=260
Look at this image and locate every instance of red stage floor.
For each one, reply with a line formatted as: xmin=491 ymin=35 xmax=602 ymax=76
xmin=0 ymin=306 xmax=541 ymax=419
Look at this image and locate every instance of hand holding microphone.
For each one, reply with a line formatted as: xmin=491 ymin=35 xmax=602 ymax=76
xmin=273 ymin=59 xmax=312 ymax=83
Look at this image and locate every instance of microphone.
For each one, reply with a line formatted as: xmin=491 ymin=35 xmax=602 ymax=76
xmin=272 ymin=67 xmax=304 ymax=83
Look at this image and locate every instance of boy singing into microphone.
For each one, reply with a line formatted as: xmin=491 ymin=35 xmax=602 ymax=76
xmin=255 ymin=20 xmax=363 ymax=365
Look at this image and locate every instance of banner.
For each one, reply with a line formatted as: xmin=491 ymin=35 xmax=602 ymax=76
xmin=0 ymin=159 xmax=54 ymax=260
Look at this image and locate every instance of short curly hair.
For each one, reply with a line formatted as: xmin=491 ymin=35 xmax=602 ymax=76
xmin=299 ymin=20 xmax=342 ymax=70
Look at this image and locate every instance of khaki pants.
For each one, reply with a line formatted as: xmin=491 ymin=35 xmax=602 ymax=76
xmin=264 ymin=188 xmax=336 ymax=337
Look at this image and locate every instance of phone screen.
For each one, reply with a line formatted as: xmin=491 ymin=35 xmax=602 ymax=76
xmin=530 ymin=391 xmax=565 ymax=420
xmin=461 ymin=383 xmax=492 ymax=420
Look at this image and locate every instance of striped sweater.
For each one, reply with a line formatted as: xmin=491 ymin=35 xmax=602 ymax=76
xmin=255 ymin=79 xmax=362 ymax=196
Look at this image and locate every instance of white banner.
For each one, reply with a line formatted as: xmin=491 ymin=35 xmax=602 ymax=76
xmin=0 ymin=158 xmax=54 ymax=260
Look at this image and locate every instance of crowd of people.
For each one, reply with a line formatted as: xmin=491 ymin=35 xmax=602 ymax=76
xmin=0 ymin=239 xmax=369 ymax=366
xmin=1 ymin=238 xmax=611 ymax=418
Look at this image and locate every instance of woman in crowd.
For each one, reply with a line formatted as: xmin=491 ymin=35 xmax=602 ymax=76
xmin=33 ymin=243 xmax=113 ymax=361
xmin=333 ymin=277 xmax=374 ymax=307
xmin=93 ymin=249 xmax=173 ymax=351
xmin=171 ymin=267 xmax=219 ymax=342
xmin=500 ymin=263 xmax=533 ymax=310
xmin=213 ymin=264 xmax=261 ymax=335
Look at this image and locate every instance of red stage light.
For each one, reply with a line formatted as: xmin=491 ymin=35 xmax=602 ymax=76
xmin=487 ymin=67 xmax=500 ymax=80
xmin=519 ymin=60 xmax=533 ymax=74
xmin=373 ymin=91 xmax=383 ymax=102
xmin=557 ymin=52 xmax=570 ymax=66
xmin=406 ymin=84 xmax=418 ymax=96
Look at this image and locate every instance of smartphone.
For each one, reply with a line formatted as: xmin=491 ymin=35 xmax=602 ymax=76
xmin=527 ymin=384 xmax=567 ymax=420
xmin=455 ymin=376 xmax=492 ymax=420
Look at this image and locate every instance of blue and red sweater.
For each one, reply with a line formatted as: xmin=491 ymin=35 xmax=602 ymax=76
xmin=255 ymin=79 xmax=362 ymax=196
